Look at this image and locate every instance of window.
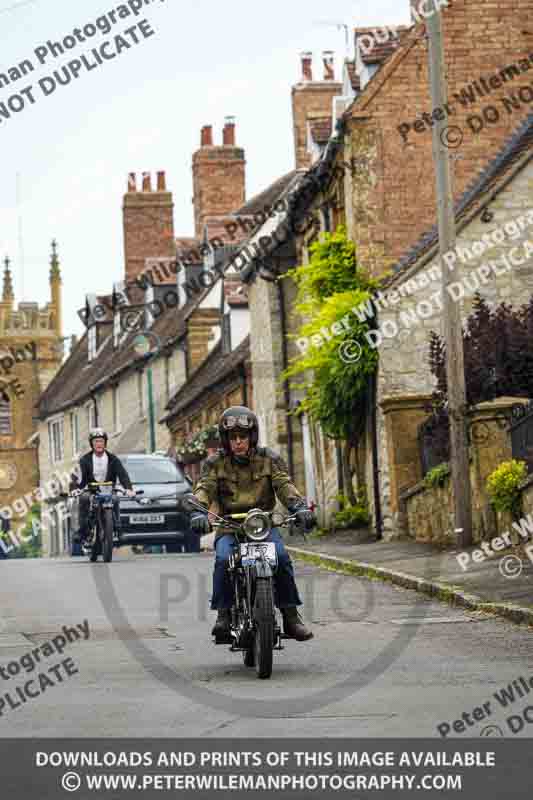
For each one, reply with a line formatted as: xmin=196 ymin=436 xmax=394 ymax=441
xmin=70 ymin=411 xmax=80 ymax=455
xmin=88 ymin=326 xmax=97 ymax=361
xmin=137 ymin=372 xmax=145 ymax=417
xmin=48 ymin=418 xmax=64 ymax=463
xmin=112 ymin=385 xmax=120 ymax=432
xmin=86 ymin=402 xmax=97 ymax=432
xmin=0 ymin=391 xmax=11 ymax=434
xmin=113 ymin=312 xmax=121 ymax=348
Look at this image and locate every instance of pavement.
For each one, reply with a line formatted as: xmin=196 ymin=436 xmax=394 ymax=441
xmin=287 ymin=528 xmax=533 ymax=627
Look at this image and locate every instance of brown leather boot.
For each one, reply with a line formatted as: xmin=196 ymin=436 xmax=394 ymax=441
xmin=282 ymin=607 xmax=314 ymax=641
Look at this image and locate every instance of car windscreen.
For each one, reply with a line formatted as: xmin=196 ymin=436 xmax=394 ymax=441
xmin=122 ymin=459 xmax=188 ymax=484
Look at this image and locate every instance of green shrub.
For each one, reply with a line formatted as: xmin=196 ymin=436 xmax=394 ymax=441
xmin=333 ymin=490 xmax=370 ymax=529
xmin=423 ymin=463 xmax=450 ymax=489
xmin=486 ymin=460 xmax=527 ymax=518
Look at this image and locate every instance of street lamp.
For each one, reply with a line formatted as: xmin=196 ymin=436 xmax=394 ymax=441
xmin=132 ymin=331 xmax=163 ymax=454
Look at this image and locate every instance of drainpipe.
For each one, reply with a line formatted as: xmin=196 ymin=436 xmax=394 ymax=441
xmin=369 ymin=316 xmax=383 ymax=540
xmin=240 ymin=362 xmax=248 ymax=407
xmin=277 ymin=273 xmax=294 ymax=477
xmin=91 ymin=394 xmax=99 ymax=427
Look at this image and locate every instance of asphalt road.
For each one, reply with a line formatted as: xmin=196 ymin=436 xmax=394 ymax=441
xmin=1 ymin=551 xmax=532 ymax=738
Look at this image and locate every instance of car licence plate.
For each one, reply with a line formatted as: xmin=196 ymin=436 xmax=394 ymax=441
xmin=240 ymin=542 xmax=276 ymax=564
xmin=130 ymin=514 xmax=165 ymax=524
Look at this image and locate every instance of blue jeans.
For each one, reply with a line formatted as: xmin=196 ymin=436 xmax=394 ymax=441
xmin=211 ymin=528 xmax=302 ymax=610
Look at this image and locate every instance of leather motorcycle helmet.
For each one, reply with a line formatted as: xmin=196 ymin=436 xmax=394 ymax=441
xmin=219 ymin=406 xmax=259 ymax=461
xmin=89 ymin=427 xmax=108 ymax=448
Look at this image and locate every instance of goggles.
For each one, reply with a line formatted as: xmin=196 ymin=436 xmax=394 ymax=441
xmin=222 ymin=415 xmax=254 ymax=431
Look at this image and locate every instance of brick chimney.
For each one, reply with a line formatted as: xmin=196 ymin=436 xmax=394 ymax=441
xmin=192 ymin=118 xmax=246 ymax=239
xmin=223 ymin=116 xmax=236 ymax=146
xmin=291 ymin=51 xmax=342 ymax=169
xmin=301 ymin=51 xmax=313 ymax=81
xmin=323 ymin=50 xmax=335 ymax=80
xmin=122 ymin=171 xmax=175 ymax=284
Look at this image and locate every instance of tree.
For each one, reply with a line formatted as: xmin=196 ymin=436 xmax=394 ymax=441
xmin=424 ymin=294 xmax=533 ymax=462
xmin=282 ymin=226 xmax=380 ymax=505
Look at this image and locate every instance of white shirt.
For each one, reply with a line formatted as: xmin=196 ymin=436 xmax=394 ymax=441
xmin=92 ymin=452 xmax=109 ymax=483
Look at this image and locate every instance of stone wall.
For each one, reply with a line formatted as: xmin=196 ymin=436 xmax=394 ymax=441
xmin=402 ymin=399 xmax=531 ymax=545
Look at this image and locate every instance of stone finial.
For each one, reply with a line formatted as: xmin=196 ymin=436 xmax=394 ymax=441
xmin=2 ymin=256 xmax=15 ymax=303
xmin=2 ymin=256 xmax=14 ymax=302
xmin=49 ymin=239 xmax=61 ymax=281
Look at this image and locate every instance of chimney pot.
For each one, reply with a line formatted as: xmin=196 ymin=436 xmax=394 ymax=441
xmin=142 ymin=172 xmax=152 ymax=192
xmin=201 ymin=125 xmax=213 ymax=146
xmin=223 ymin=116 xmax=236 ymax=146
xmin=301 ymin=51 xmax=313 ymax=81
xmin=323 ymin=50 xmax=335 ymax=80
xmin=156 ymin=171 xmax=166 ymax=191
xmin=128 ymin=172 xmax=137 ymax=192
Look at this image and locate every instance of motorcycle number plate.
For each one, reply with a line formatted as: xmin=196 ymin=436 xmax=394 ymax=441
xmin=130 ymin=514 xmax=165 ymax=524
xmin=240 ymin=541 xmax=276 ymax=564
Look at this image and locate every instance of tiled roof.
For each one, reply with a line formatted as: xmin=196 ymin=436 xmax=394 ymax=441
xmin=310 ymin=118 xmax=333 ymax=145
xmin=234 ymin=170 xmax=299 ymax=217
xmin=355 ymin=26 xmax=409 ymax=65
xmin=37 ymin=278 xmax=218 ymax=418
xmin=386 ymin=112 xmax=533 ymax=285
xmin=162 ymin=335 xmax=250 ymax=421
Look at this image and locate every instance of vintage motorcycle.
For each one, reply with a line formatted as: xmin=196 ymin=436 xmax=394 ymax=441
xmin=185 ymin=495 xmax=306 ymax=679
xmin=71 ymin=482 xmax=143 ymax=563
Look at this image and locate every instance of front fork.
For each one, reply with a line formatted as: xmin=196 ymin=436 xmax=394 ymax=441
xmin=228 ymin=558 xmax=282 ymax=651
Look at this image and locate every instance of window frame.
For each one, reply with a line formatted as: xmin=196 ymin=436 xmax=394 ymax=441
xmin=48 ymin=417 xmax=65 ymax=464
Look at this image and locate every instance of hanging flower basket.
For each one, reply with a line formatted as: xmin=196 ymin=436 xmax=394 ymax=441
xmin=177 ymin=425 xmax=220 ymax=463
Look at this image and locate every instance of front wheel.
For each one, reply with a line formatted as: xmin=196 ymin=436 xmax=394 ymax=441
xmin=102 ymin=509 xmax=114 ymax=563
xmin=253 ymin=579 xmax=274 ymax=679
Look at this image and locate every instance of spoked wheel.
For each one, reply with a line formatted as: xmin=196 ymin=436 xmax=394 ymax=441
xmin=253 ymin=578 xmax=274 ymax=679
xmin=102 ymin=509 xmax=114 ymax=563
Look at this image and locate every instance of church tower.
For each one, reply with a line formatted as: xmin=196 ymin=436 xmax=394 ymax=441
xmin=0 ymin=244 xmax=64 ymax=527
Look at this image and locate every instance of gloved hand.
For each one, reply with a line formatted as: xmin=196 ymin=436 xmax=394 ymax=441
xmin=70 ymin=488 xmax=82 ymax=498
xmin=294 ymin=506 xmax=317 ymax=531
xmin=190 ymin=512 xmax=210 ymax=535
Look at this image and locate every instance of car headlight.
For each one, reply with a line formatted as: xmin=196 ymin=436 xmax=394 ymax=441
xmin=139 ymin=497 xmax=150 ymax=505
xmin=243 ymin=509 xmax=271 ymax=541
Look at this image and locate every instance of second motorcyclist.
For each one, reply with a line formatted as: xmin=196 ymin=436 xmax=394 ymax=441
xmin=75 ymin=428 xmax=135 ymax=545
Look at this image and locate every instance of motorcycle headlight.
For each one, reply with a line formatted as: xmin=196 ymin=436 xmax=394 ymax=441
xmin=243 ymin=509 xmax=271 ymax=541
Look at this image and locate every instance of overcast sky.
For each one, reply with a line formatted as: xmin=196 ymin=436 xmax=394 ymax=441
xmin=0 ymin=0 xmax=410 ymax=338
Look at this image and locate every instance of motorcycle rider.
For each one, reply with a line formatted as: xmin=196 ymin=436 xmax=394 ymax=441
xmin=75 ymin=428 xmax=135 ymax=545
xmin=189 ymin=406 xmax=317 ymax=642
